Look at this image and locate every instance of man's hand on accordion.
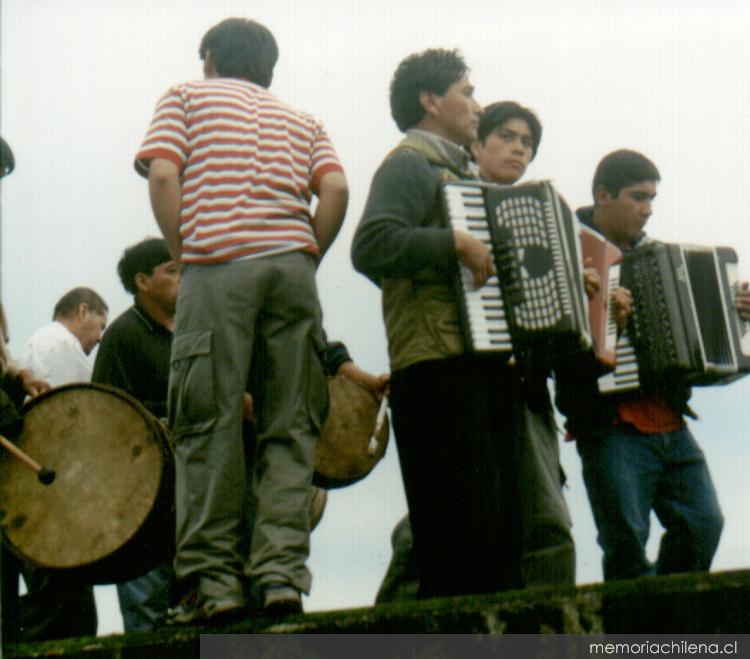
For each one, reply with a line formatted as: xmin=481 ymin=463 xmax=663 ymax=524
xmin=453 ymin=229 xmax=495 ymax=288
xmin=611 ymin=286 xmax=634 ymax=333
xmin=736 ymin=280 xmax=750 ymax=321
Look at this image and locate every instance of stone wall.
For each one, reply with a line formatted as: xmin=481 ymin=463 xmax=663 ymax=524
xmin=5 ymin=569 xmax=749 ymax=658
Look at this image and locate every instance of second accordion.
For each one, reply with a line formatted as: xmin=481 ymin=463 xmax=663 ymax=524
xmin=441 ymin=179 xmax=592 ymax=363
xmin=598 ymin=241 xmax=750 ymax=393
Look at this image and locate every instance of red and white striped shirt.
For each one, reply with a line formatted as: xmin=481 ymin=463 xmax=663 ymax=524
xmin=135 ymin=78 xmax=343 ymax=264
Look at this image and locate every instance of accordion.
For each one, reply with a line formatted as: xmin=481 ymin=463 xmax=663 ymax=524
xmin=581 ymin=225 xmax=622 ymax=370
xmin=441 ymin=180 xmax=591 ymax=362
xmin=598 ymin=242 xmax=750 ymax=394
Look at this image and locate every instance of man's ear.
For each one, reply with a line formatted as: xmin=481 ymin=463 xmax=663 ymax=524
xmin=77 ymin=303 xmax=90 ymax=319
xmin=594 ymin=184 xmax=613 ymax=206
xmin=203 ymin=50 xmax=218 ymax=78
xmin=134 ymin=272 xmax=149 ymax=294
xmin=419 ymin=90 xmax=440 ymax=117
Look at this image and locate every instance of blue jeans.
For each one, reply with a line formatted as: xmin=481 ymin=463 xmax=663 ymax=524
xmin=117 ymin=561 xmax=174 ymax=632
xmin=577 ymin=424 xmax=723 ymax=581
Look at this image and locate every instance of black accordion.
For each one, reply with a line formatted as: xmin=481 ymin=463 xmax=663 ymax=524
xmin=598 ymin=242 xmax=750 ymax=394
xmin=441 ymin=180 xmax=591 ymax=362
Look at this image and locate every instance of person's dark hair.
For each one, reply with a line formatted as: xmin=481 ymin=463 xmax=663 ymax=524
xmin=592 ymin=149 xmax=660 ymax=200
xmin=117 ymin=238 xmax=173 ymax=295
xmin=53 ymin=288 xmax=108 ymax=320
xmin=477 ymin=101 xmax=542 ymax=158
xmin=199 ymin=18 xmax=278 ymax=88
xmin=390 ymin=48 xmax=469 ymax=132
xmin=1 ymin=137 xmax=15 ymax=178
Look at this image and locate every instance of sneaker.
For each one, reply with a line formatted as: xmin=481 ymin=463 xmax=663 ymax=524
xmin=262 ymin=584 xmax=303 ymax=618
xmin=165 ymin=589 xmax=244 ymax=626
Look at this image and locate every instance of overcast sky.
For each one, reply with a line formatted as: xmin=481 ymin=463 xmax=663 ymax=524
xmin=2 ymin=0 xmax=750 ymax=635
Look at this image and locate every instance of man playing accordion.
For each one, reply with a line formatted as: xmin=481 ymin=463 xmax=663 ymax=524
xmin=557 ymin=149 xmax=750 ymax=581
xmin=374 ymin=101 xmax=579 ymax=603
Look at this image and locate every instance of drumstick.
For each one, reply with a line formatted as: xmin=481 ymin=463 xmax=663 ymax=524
xmin=0 ymin=434 xmax=56 ymax=485
xmin=368 ymin=394 xmax=389 ymax=456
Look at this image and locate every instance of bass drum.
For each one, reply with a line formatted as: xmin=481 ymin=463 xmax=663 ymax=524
xmin=314 ymin=375 xmax=389 ymax=489
xmin=0 ymin=383 xmax=174 ymax=584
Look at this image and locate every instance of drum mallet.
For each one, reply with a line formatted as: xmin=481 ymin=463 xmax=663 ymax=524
xmin=0 ymin=435 xmax=56 ymax=485
xmin=368 ymin=395 xmax=389 ymax=456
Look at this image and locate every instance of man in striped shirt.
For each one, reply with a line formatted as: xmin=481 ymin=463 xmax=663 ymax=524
xmin=134 ymin=17 xmax=348 ymax=623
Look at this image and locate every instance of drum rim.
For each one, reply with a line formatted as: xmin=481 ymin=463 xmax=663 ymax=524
xmin=22 ymin=381 xmax=156 ymax=420
xmin=313 ymin=375 xmax=389 ymax=489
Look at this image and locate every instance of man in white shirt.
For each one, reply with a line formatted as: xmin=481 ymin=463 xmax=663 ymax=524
xmin=22 ymin=288 xmax=108 ymax=387
xmin=16 ymin=286 xmax=107 ymax=641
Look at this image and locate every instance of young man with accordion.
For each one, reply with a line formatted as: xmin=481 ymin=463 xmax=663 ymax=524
xmin=557 ymin=149 xmax=750 ymax=581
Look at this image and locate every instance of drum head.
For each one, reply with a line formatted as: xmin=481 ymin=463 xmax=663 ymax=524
xmin=314 ymin=376 xmax=389 ymax=489
xmin=0 ymin=383 xmax=170 ymax=575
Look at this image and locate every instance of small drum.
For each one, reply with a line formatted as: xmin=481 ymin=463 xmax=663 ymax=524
xmin=308 ymin=486 xmax=327 ymax=531
xmin=0 ymin=383 xmax=174 ymax=584
xmin=314 ymin=376 xmax=389 ymax=489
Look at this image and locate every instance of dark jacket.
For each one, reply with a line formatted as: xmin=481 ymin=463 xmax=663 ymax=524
xmin=554 ymin=207 xmax=692 ymax=440
xmin=351 ymin=131 xmax=470 ymax=372
xmin=92 ymin=303 xmax=172 ymax=418
xmin=352 ymin=130 xmax=551 ymax=412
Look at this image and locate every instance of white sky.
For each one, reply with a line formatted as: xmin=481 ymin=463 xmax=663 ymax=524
xmin=2 ymin=0 xmax=750 ymax=636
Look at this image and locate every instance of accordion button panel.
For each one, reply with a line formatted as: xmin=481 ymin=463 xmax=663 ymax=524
xmin=494 ymin=195 xmax=564 ymax=330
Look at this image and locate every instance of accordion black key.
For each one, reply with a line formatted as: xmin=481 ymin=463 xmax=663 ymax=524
xmin=598 ymin=242 xmax=750 ymax=394
xmin=441 ymin=180 xmax=591 ymax=362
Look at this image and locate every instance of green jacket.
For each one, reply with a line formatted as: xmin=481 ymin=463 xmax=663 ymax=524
xmin=352 ymin=132 xmax=476 ymax=371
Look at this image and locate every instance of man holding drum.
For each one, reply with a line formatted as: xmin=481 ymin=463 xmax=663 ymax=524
xmin=21 ymin=288 xmax=108 ymax=389
xmin=14 ymin=287 xmax=107 ymax=640
xmin=92 ymin=237 xmax=180 ymax=631
xmin=0 ymin=138 xmax=54 ymax=644
xmin=135 ymin=17 xmax=348 ymax=623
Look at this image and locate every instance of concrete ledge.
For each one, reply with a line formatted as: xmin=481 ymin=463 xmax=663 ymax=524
xmin=5 ymin=569 xmax=750 ymax=658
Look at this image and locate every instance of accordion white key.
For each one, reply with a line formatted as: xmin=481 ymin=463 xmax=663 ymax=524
xmin=598 ymin=242 xmax=750 ymax=394
xmin=441 ymin=180 xmax=592 ymax=362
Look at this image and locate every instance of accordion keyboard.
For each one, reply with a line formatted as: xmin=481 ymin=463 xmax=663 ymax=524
xmin=443 ymin=184 xmax=512 ymax=351
xmin=604 ymin=264 xmax=621 ymax=356
xmin=598 ymin=332 xmax=640 ymax=393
